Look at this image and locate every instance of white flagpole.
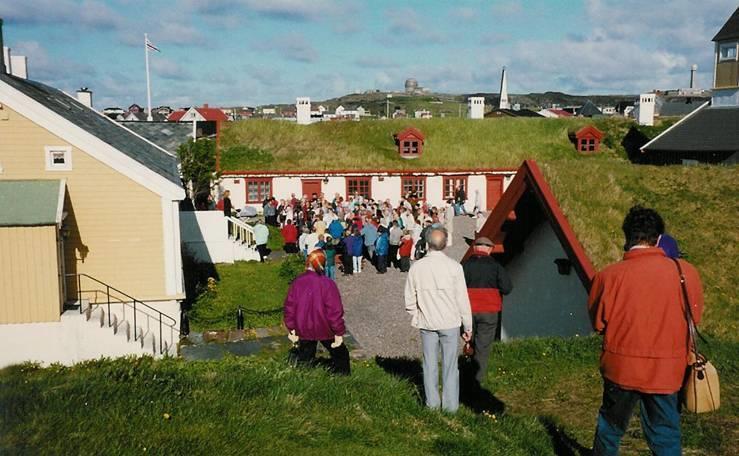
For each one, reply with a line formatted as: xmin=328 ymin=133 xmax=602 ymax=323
xmin=144 ymin=33 xmax=153 ymax=121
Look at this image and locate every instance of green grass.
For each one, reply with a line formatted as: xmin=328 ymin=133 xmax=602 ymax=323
xmin=219 ymin=117 xmax=633 ymax=171
xmin=2 ymin=336 xmax=736 ymax=455
xmin=187 ymin=256 xmax=303 ymax=332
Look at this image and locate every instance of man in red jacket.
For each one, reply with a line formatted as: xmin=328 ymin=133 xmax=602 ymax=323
xmin=280 ymin=219 xmax=299 ymax=254
xmin=588 ymin=206 xmax=704 ymax=455
xmin=461 ymin=237 xmax=512 ymax=386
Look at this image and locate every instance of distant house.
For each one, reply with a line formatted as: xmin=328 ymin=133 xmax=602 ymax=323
xmin=0 ymin=68 xmax=185 ymax=365
xmin=102 ymin=107 xmax=125 ymax=120
xmin=641 ymin=7 xmax=739 ymax=165
xmin=122 ymin=111 xmax=166 ymax=122
xmin=414 ymin=109 xmax=432 ymax=119
xmin=576 ymin=100 xmax=602 ymax=117
xmin=394 ymin=127 xmax=425 ymax=159
xmin=571 ymin=125 xmax=604 ymax=154
xmin=168 ymin=104 xmax=229 ymax=137
xmin=538 ymin=108 xmax=574 ymax=118
xmin=485 ymin=108 xmax=543 ymax=118
xmin=127 ymin=103 xmax=144 ymax=113
xmin=464 ymin=160 xmax=596 ymax=339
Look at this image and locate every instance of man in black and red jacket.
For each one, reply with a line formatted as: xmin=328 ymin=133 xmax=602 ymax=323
xmin=461 ymin=237 xmax=513 ymax=385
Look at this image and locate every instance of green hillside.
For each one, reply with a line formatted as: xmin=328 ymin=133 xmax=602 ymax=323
xmin=221 ymin=118 xmax=738 ymax=341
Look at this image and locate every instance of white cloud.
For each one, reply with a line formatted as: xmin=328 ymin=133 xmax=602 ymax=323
xmin=382 ymin=8 xmax=447 ymax=45
xmin=252 ymin=33 xmax=319 ymax=63
xmin=0 ymin=0 xmax=124 ymax=29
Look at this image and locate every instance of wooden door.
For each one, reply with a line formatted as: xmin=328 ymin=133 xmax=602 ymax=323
xmin=486 ymin=176 xmax=504 ymax=211
xmin=301 ymin=179 xmax=322 ymax=198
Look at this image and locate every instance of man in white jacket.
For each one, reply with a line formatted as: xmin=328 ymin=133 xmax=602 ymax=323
xmin=404 ymin=225 xmax=472 ymax=413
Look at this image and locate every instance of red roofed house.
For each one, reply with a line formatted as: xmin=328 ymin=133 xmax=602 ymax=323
xmin=168 ymin=104 xmax=229 ymax=138
xmin=464 ymin=160 xmax=596 ymax=340
xmin=394 ymin=127 xmax=425 ymax=159
xmin=573 ymin=125 xmax=604 ymax=154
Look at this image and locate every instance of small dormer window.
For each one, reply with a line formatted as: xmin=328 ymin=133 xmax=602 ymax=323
xmin=45 ymin=146 xmax=72 ymax=171
xmin=719 ymin=42 xmax=738 ymax=62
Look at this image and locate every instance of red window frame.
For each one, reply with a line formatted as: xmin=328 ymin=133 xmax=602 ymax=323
xmin=346 ymin=177 xmax=372 ymax=199
xmin=442 ymin=176 xmax=468 ymax=201
xmin=401 ymin=176 xmax=427 ymax=200
xmin=245 ymin=177 xmax=272 ymax=203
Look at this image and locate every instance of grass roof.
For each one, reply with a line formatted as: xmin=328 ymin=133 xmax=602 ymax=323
xmin=219 ymin=117 xmax=634 ymax=172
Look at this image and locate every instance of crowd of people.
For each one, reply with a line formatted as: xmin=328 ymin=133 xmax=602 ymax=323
xmin=271 ymin=190 xmax=480 ymax=278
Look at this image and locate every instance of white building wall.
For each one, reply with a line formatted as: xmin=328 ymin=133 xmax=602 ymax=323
xmin=467 ymin=175 xmax=486 ymax=211
xmin=501 ymin=221 xmax=591 ymax=340
xmin=296 ymin=97 xmax=311 ymax=125
xmin=372 ymin=176 xmax=400 ymax=202
xmin=273 ymin=177 xmax=303 ymax=199
xmin=424 ymin=176 xmax=443 ymax=207
xmin=219 ymin=177 xmax=246 ymax=206
xmin=638 ymin=93 xmax=655 ymax=126
xmin=468 ymin=97 xmax=485 ymax=119
xmin=322 ymin=177 xmax=342 ymax=199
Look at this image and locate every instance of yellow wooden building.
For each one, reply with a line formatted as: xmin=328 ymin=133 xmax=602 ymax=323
xmin=0 ymin=72 xmax=185 ymax=325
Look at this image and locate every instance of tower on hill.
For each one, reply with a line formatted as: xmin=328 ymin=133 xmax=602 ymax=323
xmin=499 ymin=66 xmax=510 ymax=110
xmin=296 ymin=97 xmax=311 ymax=125
xmin=468 ymin=96 xmax=485 ymax=119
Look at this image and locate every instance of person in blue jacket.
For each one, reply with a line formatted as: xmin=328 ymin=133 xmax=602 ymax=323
xmin=374 ymin=226 xmax=390 ymax=274
xmin=329 ymin=218 xmax=344 ymax=240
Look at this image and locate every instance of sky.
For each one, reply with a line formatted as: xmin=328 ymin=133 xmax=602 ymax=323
xmin=1 ymin=0 xmax=736 ymax=109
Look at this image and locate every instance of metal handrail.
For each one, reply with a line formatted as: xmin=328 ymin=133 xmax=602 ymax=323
xmin=65 ymin=273 xmax=178 ymax=354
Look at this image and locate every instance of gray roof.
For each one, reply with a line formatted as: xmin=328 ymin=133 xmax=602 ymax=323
xmin=119 ymin=121 xmax=192 ymax=154
xmin=0 ymin=180 xmax=63 ymax=226
xmin=576 ymin=100 xmax=602 ymax=117
xmin=0 ymin=73 xmax=181 ymax=185
xmin=713 ymin=7 xmax=739 ymax=42
xmin=643 ymin=105 xmax=739 ymax=152
xmin=656 ymin=97 xmax=708 ymax=117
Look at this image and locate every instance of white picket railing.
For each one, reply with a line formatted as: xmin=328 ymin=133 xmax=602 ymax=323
xmin=226 ymin=216 xmax=256 ymax=247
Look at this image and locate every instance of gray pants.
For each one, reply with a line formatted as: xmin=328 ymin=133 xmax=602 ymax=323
xmin=472 ymin=312 xmax=501 ymax=384
xmin=421 ymin=327 xmax=460 ymax=413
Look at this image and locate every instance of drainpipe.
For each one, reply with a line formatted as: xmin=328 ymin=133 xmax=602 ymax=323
xmin=0 ymin=18 xmax=6 ymax=74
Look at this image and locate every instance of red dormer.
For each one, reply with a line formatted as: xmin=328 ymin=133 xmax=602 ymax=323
xmin=574 ymin=125 xmax=604 ymax=153
xmin=394 ymin=127 xmax=425 ymax=159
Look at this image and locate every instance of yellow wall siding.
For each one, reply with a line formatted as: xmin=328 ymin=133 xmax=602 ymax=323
xmin=0 ymin=226 xmax=61 ymax=323
xmin=0 ymin=105 xmax=170 ymax=302
xmin=715 ymin=61 xmax=739 ymax=88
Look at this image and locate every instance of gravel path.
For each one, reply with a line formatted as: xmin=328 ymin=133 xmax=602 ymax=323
xmin=337 ymin=216 xmax=476 ymax=358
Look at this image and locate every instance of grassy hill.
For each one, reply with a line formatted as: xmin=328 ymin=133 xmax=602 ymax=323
xmin=2 ymin=336 xmax=737 ymax=454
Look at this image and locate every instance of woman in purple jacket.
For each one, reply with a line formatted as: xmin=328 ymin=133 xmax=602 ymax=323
xmin=284 ymin=250 xmax=350 ymax=375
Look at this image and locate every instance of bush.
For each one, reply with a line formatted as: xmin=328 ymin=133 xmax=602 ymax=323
xmin=278 ymin=254 xmax=305 ymax=283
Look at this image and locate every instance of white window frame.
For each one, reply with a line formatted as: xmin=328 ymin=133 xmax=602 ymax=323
xmin=45 ymin=146 xmax=72 ymax=171
xmin=718 ymin=42 xmax=738 ymax=62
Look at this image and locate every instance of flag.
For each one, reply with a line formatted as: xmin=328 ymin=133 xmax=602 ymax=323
xmin=146 ymin=37 xmax=160 ymax=53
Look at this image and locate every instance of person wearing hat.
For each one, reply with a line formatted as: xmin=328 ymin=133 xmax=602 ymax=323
xmin=284 ymin=249 xmax=350 ymax=375
xmin=461 ymin=236 xmax=513 ymax=387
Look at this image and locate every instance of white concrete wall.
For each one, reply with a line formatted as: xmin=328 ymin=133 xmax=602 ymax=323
xmin=0 ymin=302 xmax=180 ymax=368
xmin=180 ymin=211 xmax=234 ymax=263
xmin=501 ymin=220 xmax=591 ymax=340
xmin=426 ymin=176 xmax=444 ymax=206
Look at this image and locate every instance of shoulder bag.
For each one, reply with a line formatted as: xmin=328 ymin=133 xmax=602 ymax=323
xmin=671 ymin=258 xmax=720 ymax=413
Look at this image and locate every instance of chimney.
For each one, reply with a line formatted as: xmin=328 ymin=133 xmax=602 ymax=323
xmin=203 ymin=103 xmax=209 ymax=108
xmin=689 ymin=64 xmax=697 ymax=89
xmin=76 ymin=87 xmax=93 ymax=108
xmin=0 ymin=18 xmax=7 ymax=74
xmin=9 ymin=55 xmax=26 ymax=79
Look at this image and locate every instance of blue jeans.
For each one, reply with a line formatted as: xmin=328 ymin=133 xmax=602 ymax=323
xmin=593 ymin=379 xmax=681 ymax=456
xmin=325 ymin=265 xmax=335 ymax=280
xmin=420 ymin=328 xmax=460 ymax=413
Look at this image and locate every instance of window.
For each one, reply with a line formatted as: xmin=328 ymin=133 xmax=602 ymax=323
xmin=401 ymin=139 xmax=419 ymax=155
xmin=442 ymin=176 xmax=467 ymax=200
xmin=245 ymin=178 xmax=271 ymax=203
xmin=401 ymin=176 xmax=426 ymax=199
xmin=45 ymin=146 xmax=72 ymax=171
xmin=346 ymin=177 xmax=371 ymax=199
xmin=719 ymin=42 xmax=738 ymax=62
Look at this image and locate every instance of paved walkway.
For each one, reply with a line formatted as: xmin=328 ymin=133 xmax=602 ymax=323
xmin=336 ymin=216 xmax=476 ymax=358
